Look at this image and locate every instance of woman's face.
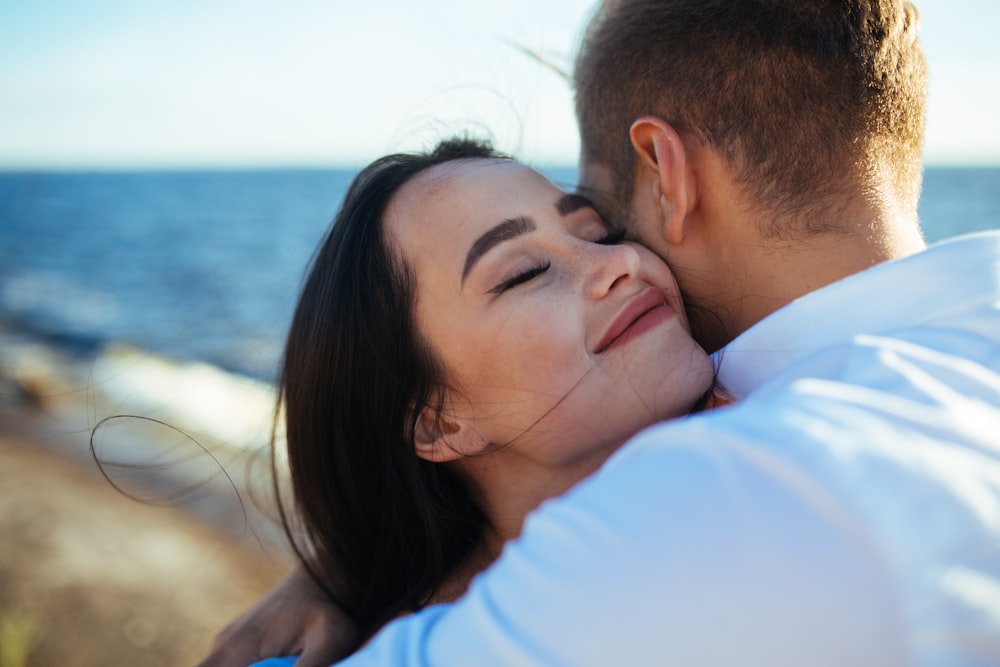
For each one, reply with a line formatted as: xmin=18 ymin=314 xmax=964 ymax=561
xmin=384 ymin=158 xmax=713 ymax=471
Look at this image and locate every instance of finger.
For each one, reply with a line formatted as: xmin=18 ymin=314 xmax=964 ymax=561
xmin=295 ymin=644 xmax=338 ymax=667
xmin=294 ymin=626 xmax=351 ymax=667
xmin=194 ymin=639 xmax=263 ymax=667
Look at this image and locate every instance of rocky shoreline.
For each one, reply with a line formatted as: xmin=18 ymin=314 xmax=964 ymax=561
xmin=0 ymin=338 xmax=292 ymax=666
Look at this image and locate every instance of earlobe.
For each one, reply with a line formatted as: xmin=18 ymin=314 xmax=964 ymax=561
xmin=413 ymin=407 xmax=483 ymax=464
xmin=629 ymin=116 xmax=692 ymax=246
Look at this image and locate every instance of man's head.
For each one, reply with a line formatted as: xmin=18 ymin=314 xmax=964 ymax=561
xmin=574 ymin=0 xmax=928 ymax=348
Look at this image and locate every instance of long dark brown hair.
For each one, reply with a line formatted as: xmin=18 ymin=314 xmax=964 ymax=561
xmin=275 ymin=138 xmax=507 ymax=647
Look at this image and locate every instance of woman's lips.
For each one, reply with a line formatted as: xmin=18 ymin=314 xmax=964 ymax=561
xmin=595 ymin=289 xmax=676 ymax=353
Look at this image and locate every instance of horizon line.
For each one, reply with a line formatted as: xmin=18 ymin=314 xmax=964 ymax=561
xmin=0 ymin=159 xmax=997 ymax=173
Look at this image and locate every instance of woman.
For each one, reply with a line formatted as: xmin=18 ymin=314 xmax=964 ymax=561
xmin=207 ymin=137 xmax=715 ymax=665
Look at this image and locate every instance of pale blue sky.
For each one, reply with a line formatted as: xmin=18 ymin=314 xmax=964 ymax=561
xmin=1 ymin=0 xmax=997 ymax=168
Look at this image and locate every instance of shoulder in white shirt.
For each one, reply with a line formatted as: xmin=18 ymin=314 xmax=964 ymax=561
xmin=341 ymin=232 xmax=1000 ymax=667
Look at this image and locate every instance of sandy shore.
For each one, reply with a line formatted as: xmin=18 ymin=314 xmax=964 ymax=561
xmin=0 ymin=354 xmax=293 ymax=667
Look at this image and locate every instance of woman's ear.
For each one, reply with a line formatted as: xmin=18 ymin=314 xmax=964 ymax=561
xmin=629 ymin=116 xmax=693 ymax=246
xmin=413 ymin=407 xmax=486 ymax=463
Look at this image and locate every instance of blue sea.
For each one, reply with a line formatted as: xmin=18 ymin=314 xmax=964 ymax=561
xmin=1 ymin=167 xmax=998 ymax=384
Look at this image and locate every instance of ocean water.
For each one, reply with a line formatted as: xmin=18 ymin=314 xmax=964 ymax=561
xmin=0 ymin=166 xmax=997 ymax=384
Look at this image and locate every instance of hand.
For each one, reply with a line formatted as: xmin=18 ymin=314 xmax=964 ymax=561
xmin=196 ymin=564 xmax=357 ymax=667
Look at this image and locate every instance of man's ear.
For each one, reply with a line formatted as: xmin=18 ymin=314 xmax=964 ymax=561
xmin=413 ymin=407 xmax=486 ymax=463
xmin=629 ymin=116 xmax=692 ymax=246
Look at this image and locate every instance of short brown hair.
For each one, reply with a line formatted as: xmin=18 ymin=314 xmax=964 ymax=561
xmin=574 ymin=0 xmax=928 ymax=231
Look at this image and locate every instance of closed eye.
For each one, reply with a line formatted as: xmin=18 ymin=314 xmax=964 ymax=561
xmin=595 ymin=227 xmax=626 ymax=245
xmin=488 ymin=262 xmax=551 ymax=294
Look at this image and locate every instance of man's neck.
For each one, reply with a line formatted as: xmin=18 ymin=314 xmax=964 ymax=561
xmin=690 ymin=205 xmax=926 ymax=353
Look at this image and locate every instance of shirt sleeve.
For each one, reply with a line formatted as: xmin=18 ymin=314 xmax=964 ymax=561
xmin=336 ymin=416 xmax=907 ymax=667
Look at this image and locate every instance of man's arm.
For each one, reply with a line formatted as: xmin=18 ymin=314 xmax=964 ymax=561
xmin=338 ymin=418 xmax=906 ymax=666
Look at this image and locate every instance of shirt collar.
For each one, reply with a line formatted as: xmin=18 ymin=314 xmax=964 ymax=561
xmin=712 ymin=232 xmax=1000 ymax=400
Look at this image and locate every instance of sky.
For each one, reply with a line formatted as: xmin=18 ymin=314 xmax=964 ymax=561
xmin=1 ymin=0 xmax=998 ymax=169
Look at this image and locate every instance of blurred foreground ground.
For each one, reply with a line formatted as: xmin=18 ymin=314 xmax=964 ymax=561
xmin=0 ymin=342 xmax=292 ymax=667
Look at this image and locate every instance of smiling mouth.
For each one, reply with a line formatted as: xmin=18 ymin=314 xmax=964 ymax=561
xmin=595 ymin=290 xmax=674 ymax=353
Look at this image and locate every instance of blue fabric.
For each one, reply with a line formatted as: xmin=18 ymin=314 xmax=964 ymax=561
xmin=248 ymin=658 xmax=298 ymax=667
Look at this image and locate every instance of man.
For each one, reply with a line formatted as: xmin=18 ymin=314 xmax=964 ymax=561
xmin=204 ymin=1 xmax=1000 ymax=665
xmin=574 ymin=0 xmax=929 ymax=354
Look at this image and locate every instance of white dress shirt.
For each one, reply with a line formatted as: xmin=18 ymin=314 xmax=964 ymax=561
xmin=338 ymin=232 xmax=1000 ymax=667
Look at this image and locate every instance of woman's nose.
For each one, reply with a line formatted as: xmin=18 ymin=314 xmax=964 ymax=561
xmin=583 ymin=242 xmax=642 ymax=300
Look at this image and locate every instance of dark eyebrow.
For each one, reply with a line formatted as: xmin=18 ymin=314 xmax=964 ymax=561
xmin=462 ymin=215 xmax=536 ymax=285
xmin=556 ymin=192 xmax=597 ymax=216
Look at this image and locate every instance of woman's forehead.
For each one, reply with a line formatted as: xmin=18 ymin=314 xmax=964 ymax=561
xmin=388 ymin=160 xmax=556 ymax=237
xmin=383 ymin=160 xmax=564 ymax=291
xmin=412 ymin=159 xmax=553 ymax=203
